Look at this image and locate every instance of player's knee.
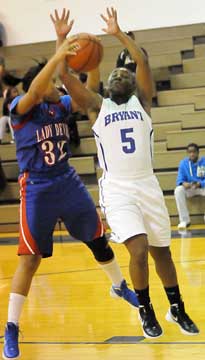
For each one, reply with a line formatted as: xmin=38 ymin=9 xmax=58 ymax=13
xmin=133 ymin=248 xmax=148 ymax=266
xmin=150 ymin=246 xmax=172 ymax=263
xmin=126 ymin=235 xmax=148 ymax=265
xmin=85 ymin=235 xmax=114 ymax=262
xmin=174 ymin=185 xmax=184 ymax=196
xmin=19 ymin=255 xmax=41 ymax=275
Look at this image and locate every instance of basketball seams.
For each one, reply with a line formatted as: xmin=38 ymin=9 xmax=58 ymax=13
xmin=77 ymin=42 xmax=93 ymax=72
xmin=78 ymin=37 xmax=103 ymax=72
xmin=67 ymin=33 xmax=103 ymax=72
xmin=69 ymin=38 xmax=92 ymax=54
xmin=85 ymin=40 xmax=102 ymax=71
xmin=78 ymin=41 xmax=96 ymax=72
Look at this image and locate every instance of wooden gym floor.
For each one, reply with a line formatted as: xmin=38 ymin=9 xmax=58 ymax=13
xmin=0 ymin=226 xmax=204 ymax=359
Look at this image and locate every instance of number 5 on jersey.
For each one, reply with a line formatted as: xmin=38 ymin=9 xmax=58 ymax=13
xmin=120 ymin=128 xmax=136 ymax=154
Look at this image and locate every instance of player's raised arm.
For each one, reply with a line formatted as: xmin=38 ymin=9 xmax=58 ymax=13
xmin=87 ymin=67 xmax=101 ymax=94
xmin=14 ymin=39 xmax=76 ymax=115
xmin=50 ymin=8 xmax=74 ymax=50
xmin=59 ymin=62 xmax=102 ymax=113
xmin=51 ymin=9 xmax=102 ymax=113
xmin=86 ymin=67 xmax=103 ymax=124
xmin=101 ymin=7 xmax=153 ymax=111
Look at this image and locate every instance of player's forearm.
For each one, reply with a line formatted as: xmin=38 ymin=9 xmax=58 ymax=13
xmin=115 ymin=31 xmax=147 ymax=65
xmin=87 ymin=67 xmax=100 ymax=93
xmin=56 ymin=36 xmax=68 ymax=78
xmin=60 ymin=68 xmax=97 ymax=110
xmin=55 ymin=36 xmax=82 ymax=99
xmin=56 ymin=36 xmax=65 ymax=48
xmin=28 ymin=56 xmax=59 ymax=100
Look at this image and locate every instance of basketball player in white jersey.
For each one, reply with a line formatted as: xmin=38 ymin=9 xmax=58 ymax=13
xmin=56 ymin=7 xmax=199 ymax=338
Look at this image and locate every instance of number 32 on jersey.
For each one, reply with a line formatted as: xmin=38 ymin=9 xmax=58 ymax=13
xmin=41 ymin=140 xmax=67 ymax=165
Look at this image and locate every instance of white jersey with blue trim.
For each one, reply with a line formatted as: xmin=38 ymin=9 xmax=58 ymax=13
xmin=92 ymin=94 xmax=154 ymax=178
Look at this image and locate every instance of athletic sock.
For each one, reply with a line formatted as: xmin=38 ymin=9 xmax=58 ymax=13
xmin=99 ymin=257 xmax=124 ymax=287
xmin=135 ymin=286 xmax=150 ymax=307
xmin=164 ymin=285 xmax=182 ymax=305
xmin=8 ymin=293 xmax=26 ymax=325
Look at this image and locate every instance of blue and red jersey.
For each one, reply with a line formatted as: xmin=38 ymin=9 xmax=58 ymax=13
xmin=10 ymin=95 xmax=72 ymax=176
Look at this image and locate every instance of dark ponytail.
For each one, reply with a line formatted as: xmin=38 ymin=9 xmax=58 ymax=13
xmin=2 ymin=72 xmax=23 ymax=87
xmin=2 ymin=60 xmax=47 ymax=93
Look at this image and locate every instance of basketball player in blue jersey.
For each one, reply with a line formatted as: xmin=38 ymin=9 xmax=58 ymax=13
xmin=54 ymin=7 xmax=199 ymax=339
xmin=2 ymin=11 xmax=139 ymax=359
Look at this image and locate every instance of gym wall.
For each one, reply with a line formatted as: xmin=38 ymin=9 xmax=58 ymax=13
xmin=1 ymin=0 xmax=204 ymax=46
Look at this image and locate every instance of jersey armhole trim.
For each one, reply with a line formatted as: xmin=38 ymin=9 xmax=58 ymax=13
xmin=93 ymin=130 xmax=99 ymax=138
xmin=99 ymin=143 xmax=108 ymax=172
xmin=134 ymin=92 xmax=151 ymax=118
xmin=12 ymin=112 xmax=33 ymax=130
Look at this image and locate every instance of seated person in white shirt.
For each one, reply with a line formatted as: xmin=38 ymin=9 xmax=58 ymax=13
xmin=175 ymin=143 xmax=205 ymax=229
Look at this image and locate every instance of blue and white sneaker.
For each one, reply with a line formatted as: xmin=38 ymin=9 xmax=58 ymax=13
xmin=110 ymin=279 xmax=139 ymax=307
xmin=3 ymin=322 xmax=20 ymax=359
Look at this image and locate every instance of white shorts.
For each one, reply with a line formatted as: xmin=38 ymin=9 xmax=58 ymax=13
xmin=185 ymin=187 xmax=205 ymax=198
xmin=99 ymin=174 xmax=171 ymax=247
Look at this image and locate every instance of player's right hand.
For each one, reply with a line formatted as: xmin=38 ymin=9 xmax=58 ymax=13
xmin=183 ymin=182 xmax=192 ymax=189
xmin=50 ymin=8 xmax=74 ymax=39
xmin=101 ymin=7 xmax=121 ymax=36
xmin=54 ymin=38 xmax=79 ymax=62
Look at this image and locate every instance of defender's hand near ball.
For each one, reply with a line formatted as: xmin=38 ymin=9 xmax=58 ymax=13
xmin=101 ymin=7 xmax=121 ymax=36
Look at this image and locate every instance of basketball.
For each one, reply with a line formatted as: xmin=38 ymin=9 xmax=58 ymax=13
xmin=67 ymin=33 xmax=103 ymax=73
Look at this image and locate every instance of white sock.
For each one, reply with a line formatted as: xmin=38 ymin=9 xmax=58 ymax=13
xmin=8 ymin=293 xmax=26 ymax=325
xmin=99 ymin=258 xmax=124 ymax=287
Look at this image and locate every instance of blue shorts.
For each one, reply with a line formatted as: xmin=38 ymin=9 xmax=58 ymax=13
xmin=18 ymin=167 xmax=103 ymax=257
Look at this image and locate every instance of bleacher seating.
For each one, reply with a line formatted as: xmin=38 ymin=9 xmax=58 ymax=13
xmin=1 ymin=22 xmax=205 ymax=232
xmin=170 ymin=72 xmax=205 ymax=89
xmin=167 ymin=129 xmax=205 ymax=149
xmin=154 ymin=149 xmax=205 ymax=169
xmin=157 ymin=88 xmax=205 ymax=107
xmin=183 ymin=57 xmax=205 ymax=73
xmin=194 ymin=44 xmax=205 ymax=58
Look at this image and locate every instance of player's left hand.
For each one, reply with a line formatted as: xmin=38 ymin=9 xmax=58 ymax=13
xmin=191 ymin=181 xmax=201 ymax=189
xmin=50 ymin=8 xmax=74 ymax=39
xmin=101 ymin=7 xmax=121 ymax=35
xmin=54 ymin=38 xmax=79 ymax=62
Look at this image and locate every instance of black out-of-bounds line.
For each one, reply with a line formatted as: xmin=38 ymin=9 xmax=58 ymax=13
xmin=0 ymin=340 xmax=204 ymax=345
xmin=0 ymin=257 xmax=205 ymax=282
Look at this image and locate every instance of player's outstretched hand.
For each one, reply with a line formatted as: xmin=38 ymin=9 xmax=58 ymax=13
xmin=54 ymin=38 xmax=79 ymax=62
xmin=50 ymin=8 xmax=74 ymax=39
xmin=100 ymin=7 xmax=121 ymax=35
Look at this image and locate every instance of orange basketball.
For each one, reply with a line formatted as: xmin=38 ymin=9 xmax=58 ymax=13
xmin=67 ymin=33 xmax=103 ymax=73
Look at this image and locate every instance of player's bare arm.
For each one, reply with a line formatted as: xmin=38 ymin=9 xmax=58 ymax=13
xmin=86 ymin=67 xmax=103 ymax=124
xmin=51 ymin=8 xmax=102 ymax=115
xmin=50 ymin=8 xmax=75 ymax=58
xmin=87 ymin=67 xmax=101 ymax=93
xmin=60 ymin=65 xmax=102 ymax=114
xmin=16 ymin=39 xmax=76 ymax=115
xmin=101 ymin=7 xmax=153 ymax=112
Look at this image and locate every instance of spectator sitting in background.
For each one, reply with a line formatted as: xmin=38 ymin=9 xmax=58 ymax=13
xmin=78 ymin=73 xmax=89 ymax=120
xmin=80 ymin=72 xmax=104 ymax=97
xmin=0 ymin=87 xmax=18 ymax=144
xmin=0 ymin=157 xmax=6 ymax=192
xmin=0 ymin=56 xmax=5 ymax=96
xmin=116 ymin=31 xmax=148 ymax=73
xmin=174 ymin=143 xmax=205 ymax=230
xmin=116 ymin=31 xmax=136 ymax=72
